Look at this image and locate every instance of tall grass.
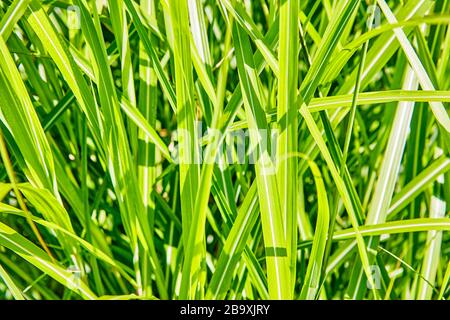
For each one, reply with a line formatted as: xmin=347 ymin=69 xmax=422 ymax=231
xmin=0 ymin=0 xmax=449 ymax=300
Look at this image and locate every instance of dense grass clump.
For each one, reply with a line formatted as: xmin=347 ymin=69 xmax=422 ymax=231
xmin=0 ymin=0 xmax=449 ymax=300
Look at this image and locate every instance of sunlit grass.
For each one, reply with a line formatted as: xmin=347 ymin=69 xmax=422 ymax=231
xmin=0 ymin=0 xmax=449 ymax=300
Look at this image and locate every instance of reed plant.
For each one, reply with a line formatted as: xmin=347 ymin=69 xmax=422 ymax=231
xmin=0 ymin=0 xmax=449 ymax=300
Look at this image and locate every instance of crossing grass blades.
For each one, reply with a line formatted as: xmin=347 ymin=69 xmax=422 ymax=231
xmin=0 ymin=0 xmax=449 ymax=300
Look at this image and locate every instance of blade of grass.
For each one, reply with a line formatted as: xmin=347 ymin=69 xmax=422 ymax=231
xmin=347 ymin=66 xmax=418 ymax=299
xmin=277 ymin=0 xmax=299 ymax=295
xmin=376 ymin=0 xmax=450 ymax=132
xmin=0 ymin=257 xmax=25 ymax=300
xmin=232 ymin=22 xmax=290 ymax=299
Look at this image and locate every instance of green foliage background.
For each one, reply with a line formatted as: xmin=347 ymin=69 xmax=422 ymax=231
xmin=0 ymin=0 xmax=449 ymax=300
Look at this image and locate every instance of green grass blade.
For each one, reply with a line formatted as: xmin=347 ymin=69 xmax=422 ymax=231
xmin=232 ymin=22 xmax=290 ymax=299
xmin=388 ymin=156 xmax=450 ymax=217
xmin=299 ymin=158 xmax=329 ymax=299
xmin=0 ymin=262 xmax=25 ymax=300
xmin=0 ymin=221 xmax=97 ymax=299
xmin=346 ymin=66 xmax=418 ymax=299
xmin=277 ymin=0 xmax=299 ymax=294
xmin=376 ymin=0 xmax=450 ymax=132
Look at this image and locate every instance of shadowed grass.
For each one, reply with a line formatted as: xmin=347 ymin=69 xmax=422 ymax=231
xmin=0 ymin=0 xmax=448 ymax=300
